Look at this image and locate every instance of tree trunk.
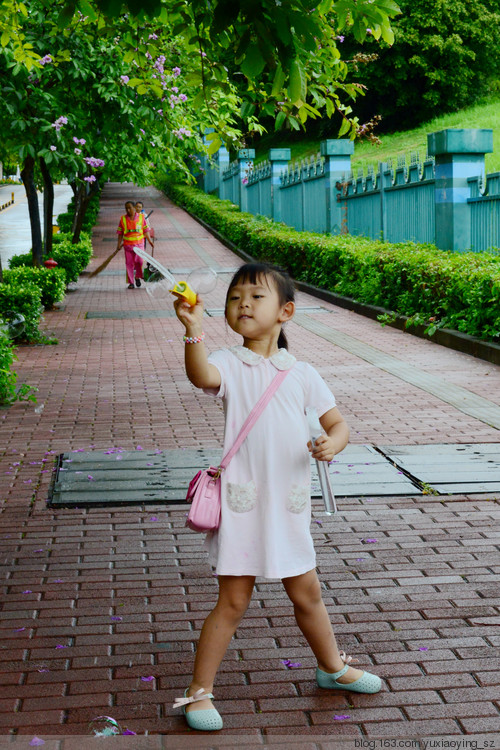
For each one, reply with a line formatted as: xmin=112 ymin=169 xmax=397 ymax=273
xmin=71 ymin=182 xmax=90 ymax=244
xmin=40 ymin=157 xmax=54 ymax=258
xmin=21 ymin=156 xmax=43 ymax=266
xmin=0 ymin=255 xmax=3 ymax=283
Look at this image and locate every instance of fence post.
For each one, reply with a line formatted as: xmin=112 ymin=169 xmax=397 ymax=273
xmin=320 ymin=139 xmax=354 ymax=234
xmin=238 ymin=149 xmax=255 ymax=212
xmin=217 ymin=145 xmax=230 ymax=200
xmin=268 ymin=148 xmax=291 ymax=222
xmin=427 ymin=128 xmax=493 ymax=251
xmin=379 ymin=162 xmax=389 ymax=240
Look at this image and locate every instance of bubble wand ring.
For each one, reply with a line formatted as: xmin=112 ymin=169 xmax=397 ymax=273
xmin=132 ymin=246 xmax=216 ymax=306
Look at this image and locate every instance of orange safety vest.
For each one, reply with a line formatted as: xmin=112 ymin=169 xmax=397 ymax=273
xmin=120 ymin=213 xmax=145 ymax=243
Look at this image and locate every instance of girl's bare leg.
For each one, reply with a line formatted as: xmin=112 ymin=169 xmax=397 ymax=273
xmin=186 ymin=575 xmax=255 ymax=713
xmin=282 ymin=569 xmax=365 ymax=683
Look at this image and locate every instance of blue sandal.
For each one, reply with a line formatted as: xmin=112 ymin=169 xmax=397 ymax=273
xmin=173 ymin=688 xmax=223 ymax=731
xmin=317 ymin=652 xmax=382 ymax=694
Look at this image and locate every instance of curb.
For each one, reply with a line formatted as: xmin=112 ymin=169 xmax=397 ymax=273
xmin=180 ymin=204 xmax=500 ymax=367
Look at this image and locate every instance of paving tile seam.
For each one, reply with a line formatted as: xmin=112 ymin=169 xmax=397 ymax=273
xmin=295 ymin=314 xmax=500 ymax=431
xmin=150 ymin=196 xmax=219 ymax=267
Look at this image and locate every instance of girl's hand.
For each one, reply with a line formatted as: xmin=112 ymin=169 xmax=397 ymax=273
xmin=173 ymin=295 xmax=204 ymax=330
xmin=308 ymin=435 xmax=336 ymax=462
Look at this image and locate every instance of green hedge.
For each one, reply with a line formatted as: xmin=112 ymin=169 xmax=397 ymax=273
xmin=0 ymin=327 xmax=16 ymax=404
xmin=50 ymin=232 xmax=93 ymax=282
xmin=167 ymin=184 xmax=500 ymax=342
xmin=3 ymin=267 xmax=66 ymax=309
xmin=56 ymin=192 xmax=101 ymax=234
xmin=9 ymin=232 xmax=93 ymax=284
xmin=0 ymin=281 xmax=43 ymax=342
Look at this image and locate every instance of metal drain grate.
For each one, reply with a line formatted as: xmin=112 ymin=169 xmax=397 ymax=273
xmin=48 ymin=449 xmax=220 ymax=507
xmin=379 ymin=443 xmax=500 ymax=494
xmin=85 ymin=310 xmax=177 ymax=319
xmin=47 ymin=444 xmax=500 ymax=508
xmin=48 ymin=445 xmax=420 ymax=508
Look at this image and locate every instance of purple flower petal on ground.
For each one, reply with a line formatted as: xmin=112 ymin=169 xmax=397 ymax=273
xmin=356 ymin=558 xmax=366 ymax=562
xmin=111 ymin=616 xmax=122 ymax=621
xmin=37 ymin=667 xmax=50 ymax=673
xmin=55 ymin=644 xmax=67 ymax=649
xmin=140 ymin=676 xmax=154 ymax=682
xmin=23 ymin=590 xmax=32 ymax=594
xmin=122 ymin=729 xmax=137 ymax=735
xmin=362 ymin=538 xmax=378 ymax=543
xmin=29 ymin=738 xmax=45 ymax=746
xmin=87 ymin=475 xmax=95 ymax=481
xmin=418 ymin=646 xmax=429 ymax=651
xmin=281 ymin=659 xmax=301 ymax=668
xmin=150 ymin=516 xmax=158 ymax=521
xmin=313 ymin=519 xmax=323 ymax=526
xmin=333 ymin=714 xmax=350 ymax=720
xmin=136 ymin=445 xmax=143 ymax=450
xmin=14 ymin=627 xmax=26 ymax=632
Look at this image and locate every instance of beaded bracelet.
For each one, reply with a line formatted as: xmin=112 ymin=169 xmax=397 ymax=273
xmin=183 ymin=332 xmax=205 ymax=344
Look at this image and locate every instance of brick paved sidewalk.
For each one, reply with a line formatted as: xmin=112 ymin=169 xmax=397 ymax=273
xmin=0 ymin=183 xmax=499 ymax=744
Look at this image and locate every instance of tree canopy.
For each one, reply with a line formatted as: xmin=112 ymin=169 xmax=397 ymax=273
xmin=340 ymin=0 xmax=500 ymax=130
xmin=0 ymin=0 xmax=400 ymax=258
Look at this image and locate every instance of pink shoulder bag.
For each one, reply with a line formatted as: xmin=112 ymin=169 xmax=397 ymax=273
xmin=185 ymin=368 xmax=290 ymax=533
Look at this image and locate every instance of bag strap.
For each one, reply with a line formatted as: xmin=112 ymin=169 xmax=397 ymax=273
xmin=219 ymin=367 xmax=291 ymax=471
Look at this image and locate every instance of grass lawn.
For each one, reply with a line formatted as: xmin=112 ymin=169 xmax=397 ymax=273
xmin=254 ymin=96 xmax=500 ymax=175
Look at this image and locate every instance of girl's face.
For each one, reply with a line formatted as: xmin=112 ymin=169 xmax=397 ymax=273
xmin=225 ymin=275 xmax=292 ymax=341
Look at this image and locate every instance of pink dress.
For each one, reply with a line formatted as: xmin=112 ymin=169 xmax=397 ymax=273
xmin=203 ymin=346 xmax=337 ymax=579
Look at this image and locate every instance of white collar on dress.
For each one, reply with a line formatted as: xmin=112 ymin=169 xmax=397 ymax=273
xmin=230 ymin=345 xmax=296 ymax=370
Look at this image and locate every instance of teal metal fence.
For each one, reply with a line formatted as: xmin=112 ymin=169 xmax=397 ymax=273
xmin=199 ymin=129 xmax=500 ymax=252
xmin=468 ymin=172 xmax=500 ymax=252
xmin=246 ymin=160 xmax=272 ymax=217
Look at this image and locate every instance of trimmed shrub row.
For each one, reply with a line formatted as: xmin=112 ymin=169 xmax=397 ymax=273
xmin=0 ymin=281 xmax=43 ymax=343
xmin=56 ymin=191 xmax=101 ymax=234
xmin=167 ymin=184 xmax=500 ymax=342
xmin=10 ymin=232 xmax=94 ymax=285
xmin=0 ymin=328 xmax=17 ymax=404
xmin=0 ymin=328 xmax=36 ymax=406
xmin=2 ymin=199 xmax=96 ymax=345
xmin=3 ymin=267 xmax=66 ymax=310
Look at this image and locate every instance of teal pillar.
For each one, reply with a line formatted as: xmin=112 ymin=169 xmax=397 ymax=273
xmin=320 ymin=139 xmax=354 ymax=234
xmin=428 ymin=128 xmax=493 ymax=252
xmin=238 ymin=149 xmax=255 ymax=212
xmin=217 ymin=145 xmax=230 ymax=200
xmin=269 ymin=148 xmax=291 ymax=223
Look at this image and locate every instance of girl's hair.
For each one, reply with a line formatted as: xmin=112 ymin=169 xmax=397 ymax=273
xmin=225 ymin=262 xmax=295 ymax=350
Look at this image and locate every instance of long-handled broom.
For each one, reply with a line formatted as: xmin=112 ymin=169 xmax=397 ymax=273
xmin=89 ymin=210 xmax=154 ymax=278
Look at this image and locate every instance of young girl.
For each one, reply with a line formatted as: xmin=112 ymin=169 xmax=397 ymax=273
xmin=173 ymin=262 xmax=382 ymax=731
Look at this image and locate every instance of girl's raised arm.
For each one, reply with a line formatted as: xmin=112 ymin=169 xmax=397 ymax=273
xmin=173 ymin=297 xmax=221 ymax=390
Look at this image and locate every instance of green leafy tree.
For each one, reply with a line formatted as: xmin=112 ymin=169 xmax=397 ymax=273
xmin=0 ymin=0 xmax=401 ymax=258
xmin=341 ymin=0 xmax=500 ymax=130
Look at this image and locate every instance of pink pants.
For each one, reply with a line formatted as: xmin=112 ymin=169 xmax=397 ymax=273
xmin=124 ymin=243 xmax=144 ymax=284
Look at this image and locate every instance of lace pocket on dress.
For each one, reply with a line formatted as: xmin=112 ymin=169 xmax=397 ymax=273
xmin=287 ymin=485 xmax=309 ymax=514
xmin=226 ymin=481 xmax=257 ymax=513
